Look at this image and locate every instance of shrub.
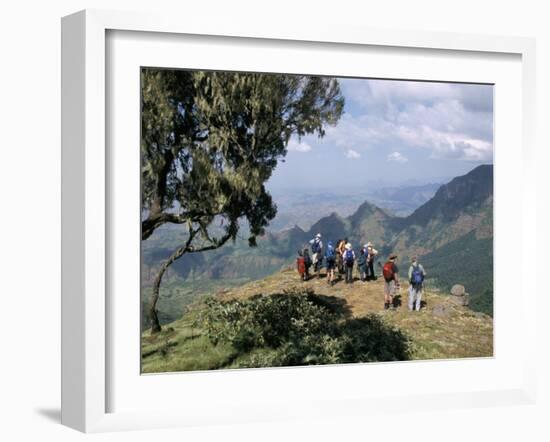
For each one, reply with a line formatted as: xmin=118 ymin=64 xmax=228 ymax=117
xmin=196 ymin=290 xmax=411 ymax=367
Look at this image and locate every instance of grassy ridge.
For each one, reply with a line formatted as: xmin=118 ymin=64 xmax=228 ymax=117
xmin=141 ymin=268 xmax=493 ymax=373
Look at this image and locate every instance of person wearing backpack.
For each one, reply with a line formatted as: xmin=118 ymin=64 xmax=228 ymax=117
xmin=408 ymin=256 xmax=426 ymax=311
xmin=365 ymin=242 xmax=378 ymax=281
xmin=382 ymin=254 xmax=400 ymax=310
xmin=309 ymin=233 xmax=323 ymax=278
xmin=325 ymin=240 xmax=337 ymax=285
xmin=298 ymin=247 xmax=311 ymax=281
xmin=357 ymin=248 xmax=367 ymax=281
xmin=343 ymin=243 xmax=356 ymax=284
xmin=296 ymin=250 xmax=307 ymax=281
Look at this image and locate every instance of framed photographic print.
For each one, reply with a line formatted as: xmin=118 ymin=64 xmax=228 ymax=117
xmin=61 ymin=9 xmax=537 ymax=433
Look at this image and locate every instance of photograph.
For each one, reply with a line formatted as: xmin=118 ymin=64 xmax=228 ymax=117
xmin=140 ymin=68 xmax=494 ymax=374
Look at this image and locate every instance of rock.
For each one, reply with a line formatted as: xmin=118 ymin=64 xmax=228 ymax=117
xmin=432 ymin=304 xmax=451 ymax=317
xmin=450 ymin=284 xmax=466 ymax=296
xmin=449 ymin=293 xmax=470 ymax=306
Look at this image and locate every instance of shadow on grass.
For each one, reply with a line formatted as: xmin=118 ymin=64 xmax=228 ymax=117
xmin=306 ymin=292 xmax=353 ymax=320
xmin=338 ymin=316 xmax=411 ymax=363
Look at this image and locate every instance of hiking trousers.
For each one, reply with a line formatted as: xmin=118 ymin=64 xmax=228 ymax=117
xmin=366 ymin=260 xmax=375 ymax=279
xmin=408 ymin=285 xmax=423 ymax=311
xmin=345 ymin=264 xmax=353 ymax=283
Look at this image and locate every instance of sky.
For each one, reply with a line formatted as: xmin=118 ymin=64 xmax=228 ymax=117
xmin=267 ymin=78 xmax=494 ymax=192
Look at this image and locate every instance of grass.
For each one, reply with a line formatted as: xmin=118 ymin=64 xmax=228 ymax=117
xmin=141 ymin=318 xmax=238 ymax=373
xmin=141 ymin=267 xmax=493 ymax=374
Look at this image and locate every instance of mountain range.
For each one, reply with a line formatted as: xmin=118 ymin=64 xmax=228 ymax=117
xmin=266 ymin=164 xmax=492 ymax=261
xmin=266 ymin=182 xmax=442 ymax=231
xmin=141 ymin=164 xmax=494 ymax=322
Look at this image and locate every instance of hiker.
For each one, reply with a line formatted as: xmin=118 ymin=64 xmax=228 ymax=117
xmin=357 ymin=248 xmax=367 ymax=281
xmin=336 ymin=238 xmax=347 ymax=275
xmin=365 ymin=242 xmax=378 ymax=280
xmin=309 ymin=233 xmax=323 ymax=278
xmin=382 ymin=254 xmax=400 ymax=310
xmin=325 ymin=240 xmax=337 ymax=285
xmin=296 ymin=250 xmax=307 ymax=281
xmin=343 ymin=243 xmax=356 ymax=284
xmin=303 ymin=248 xmax=312 ymax=280
xmin=408 ymin=256 xmax=426 ymax=311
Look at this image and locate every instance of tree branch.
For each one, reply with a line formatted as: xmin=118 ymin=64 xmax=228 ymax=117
xmin=188 ymin=230 xmax=233 ymax=254
xmin=142 ymin=212 xmax=190 ymax=240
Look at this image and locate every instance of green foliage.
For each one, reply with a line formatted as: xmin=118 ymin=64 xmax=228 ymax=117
xmin=421 ymin=231 xmax=493 ymax=316
xmin=141 ymin=69 xmax=345 ymax=332
xmin=141 ymin=69 xmax=345 ymax=243
xmin=195 ymin=290 xmax=411 ymax=368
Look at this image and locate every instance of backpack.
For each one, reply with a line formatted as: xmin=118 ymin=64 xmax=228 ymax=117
xmin=326 ymin=244 xmax=336 ymax=260
xmin=344 ymin=250 xmax=354 ymax=265
xmin=311 ymin=240 xmax=320 ymax=254
xmin=297 ymin=256 xmax=306 ymax=275
xmin=411 ymin=265 xmax=424 ymax=286
xmin=383 ymin=262 xmax=395 ymax=281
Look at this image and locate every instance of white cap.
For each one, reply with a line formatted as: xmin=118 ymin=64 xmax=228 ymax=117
xmin=345 ymin=243 xmax=352 ymax=250
xmin=316 ymin=233 xmax=322 ymax=238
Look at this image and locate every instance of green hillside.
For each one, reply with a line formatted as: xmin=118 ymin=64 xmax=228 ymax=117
xmin=421 ymin=231 xmax=493 ymax=316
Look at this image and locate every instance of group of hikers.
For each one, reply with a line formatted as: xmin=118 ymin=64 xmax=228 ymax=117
xmin=296 ymin=233 xmax=426 ymax=311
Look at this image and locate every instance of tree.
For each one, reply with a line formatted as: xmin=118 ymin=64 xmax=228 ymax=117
xmin=141 ymin=68 xmax=344 ymax=333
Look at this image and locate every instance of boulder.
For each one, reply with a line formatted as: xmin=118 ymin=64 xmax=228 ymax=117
xmin=450 ymin=284 xmax=466 ymax=296
xmin=449 ymin=292 xmax=470 ymax=306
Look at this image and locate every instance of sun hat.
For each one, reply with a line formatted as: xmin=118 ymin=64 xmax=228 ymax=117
xmin=316 ymin=233 xmax=322 ymax=238
xmin=389 ymin=254 xmax=398 ymax=260
xmin=345 ymin=243 xmax=352 ymax=250
xmin=367 ymin=241 xmax=373 ymax=247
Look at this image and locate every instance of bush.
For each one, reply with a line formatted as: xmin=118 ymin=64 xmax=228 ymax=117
xmin=196 ymin=290 xmax=411 ymax=367
xmin=339 ymin=316 xmax=410 ymax=362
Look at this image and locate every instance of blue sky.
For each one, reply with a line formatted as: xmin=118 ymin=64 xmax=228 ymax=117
xmin=268 ymin=78 xmax=493 ymax=191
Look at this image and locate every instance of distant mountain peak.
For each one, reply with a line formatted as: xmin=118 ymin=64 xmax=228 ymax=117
xmin=402 ymin=164 xmax=493 ymax=227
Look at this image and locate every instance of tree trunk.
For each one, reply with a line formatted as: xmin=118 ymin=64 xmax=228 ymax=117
xmin=148 ymin=237 xmax=195 ymax=334
xmin=147 ymin=228 xmax=230 ymax=333
xmin=148 ymin=252 xmax=179 ymax=334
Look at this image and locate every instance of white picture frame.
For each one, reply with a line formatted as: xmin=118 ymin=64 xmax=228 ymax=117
xmin=61 ymin=9 xmax=537 ymax=433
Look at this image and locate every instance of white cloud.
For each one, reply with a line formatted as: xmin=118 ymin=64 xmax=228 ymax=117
xmin=284 ymin=79 xmax=493 ymax=164
xmin=287 ymin=138 xmax=312 ymax=153
xmin=395 ymin=124 xmax=493 ymax=161
xmin=387 ymin=152 xmax=408 ymax=163
xmin=322 ymin=113 xmax=386 ymax=150
xmin=336 ymin=78 xmax=494 ymax=162
xmin=345 ymin=149 xmax=361 ymax=159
